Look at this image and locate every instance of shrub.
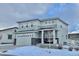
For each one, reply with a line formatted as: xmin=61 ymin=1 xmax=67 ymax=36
xmin=2 ymin=51 xmax=7 ymax=53
xmin=50 ymin=44 xmax=58 ymax=49
xmin=74 ymin=47 xmax=79 ymax=51
xmin=68 ymin=47 xmax=73 ymax=51
xmin=58 ymin=44 xmax=63 ymax=49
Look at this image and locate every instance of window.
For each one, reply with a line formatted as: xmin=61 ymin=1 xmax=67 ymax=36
xmin=63 ymin=42 xmax=67 ymax=45
xmin=66 ymin=35 xmax=67 ymax=39
xmin=8 ymin=34 xmax=12 ymax=39
xmin=21 ymin=26 xmax=23 ymax=28
xmin=0 ymin=34 xmax=2 ymax=40
xmin=14 ymin=30 xmax=16 ymax=32
xmin=68 ymin=35 xmax=70 ymax=38
xmin=31 ymin=24 xmax=33 ymax=27
xmin=45 ymin=21 xmax=47 ymax=24
xmin=26 ymin=25 xmax=28 ymax=27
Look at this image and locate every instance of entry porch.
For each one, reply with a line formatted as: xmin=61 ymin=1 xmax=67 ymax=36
xmin=31 ymin=29 xmax=59 ymax=45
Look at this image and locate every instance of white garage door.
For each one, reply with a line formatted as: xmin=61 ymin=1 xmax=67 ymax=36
xmin=16 ymin=38 xmax=31 ymax=46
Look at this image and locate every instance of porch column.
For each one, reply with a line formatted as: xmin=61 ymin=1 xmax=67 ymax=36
xmin=53 ymin=30 xmax=56 ymax=44
xmin=41 ymin=30 xmax=44 ymax=44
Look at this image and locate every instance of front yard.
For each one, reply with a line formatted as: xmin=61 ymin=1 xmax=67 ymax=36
xmin=3 ymin=46 xmax=79 ymax=56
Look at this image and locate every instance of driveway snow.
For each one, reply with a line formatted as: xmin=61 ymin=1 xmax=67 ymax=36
xmin=4 ymin=46 xmax=79 ymax=56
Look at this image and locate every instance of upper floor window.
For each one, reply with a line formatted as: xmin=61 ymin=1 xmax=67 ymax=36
xmin=31 ymin=24 xmax=33 ymax=27
xmin=45 ymin=21 xmax=51 ymax=24
xmin=21 ymin=26 xmax=23 ymax=28
xmin=8 ymin=34 xmax=12 ymax=39
xmin=14 ymin=30 xmax=16 ymax=32
xmin=45 ymin=21 xmax=47 ymax=24
xmin=52 ymin=21 xmax=54 ymax=23
xmin=26 ymin=25 xmax=28 ymax=27
xmin=60 ymin=25 xmax=62 ymax=28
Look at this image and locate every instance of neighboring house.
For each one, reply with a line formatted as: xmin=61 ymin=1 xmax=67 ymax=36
xmin=0 ymin=27 xmax=18 ymax=46
xmin=15 ymin=18 xmax=68 ymax=46
xmin=68 ymin=30 xmax=79 ymax=46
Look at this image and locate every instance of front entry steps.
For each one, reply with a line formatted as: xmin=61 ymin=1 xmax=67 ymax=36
xmin=36 ymin=43 xmax=59 ymax=49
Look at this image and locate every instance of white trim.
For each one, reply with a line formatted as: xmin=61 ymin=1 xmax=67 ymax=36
xmin=41 ymin=30 xmax=44 ymax=44
xmin=53 ymin=30 xmax=56 ymax=44
xmin=38 ymin=29 xmax=54 ymax=31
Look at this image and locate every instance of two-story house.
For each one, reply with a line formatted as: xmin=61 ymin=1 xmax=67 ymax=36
xmin=15 ymin=18 xmax=68 ymax=46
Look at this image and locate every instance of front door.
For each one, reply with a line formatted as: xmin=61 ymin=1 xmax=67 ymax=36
xmin=31 ymin=38 xmax=41 ymax=45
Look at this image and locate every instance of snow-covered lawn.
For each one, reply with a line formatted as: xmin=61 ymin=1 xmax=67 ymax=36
xmin=4 ymin=46 xmax=79 ymax=56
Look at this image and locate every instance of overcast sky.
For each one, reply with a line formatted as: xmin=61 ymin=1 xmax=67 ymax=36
xmin=0 ymin=3 xmax=79 ymax=32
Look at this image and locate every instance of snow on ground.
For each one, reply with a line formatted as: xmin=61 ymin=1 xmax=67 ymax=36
xmin=4 ymin=46 xmax=79 ymax=56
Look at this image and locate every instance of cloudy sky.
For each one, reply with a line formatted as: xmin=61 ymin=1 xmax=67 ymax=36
xmin=0 ymin=3 xmax=79 ymax=32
